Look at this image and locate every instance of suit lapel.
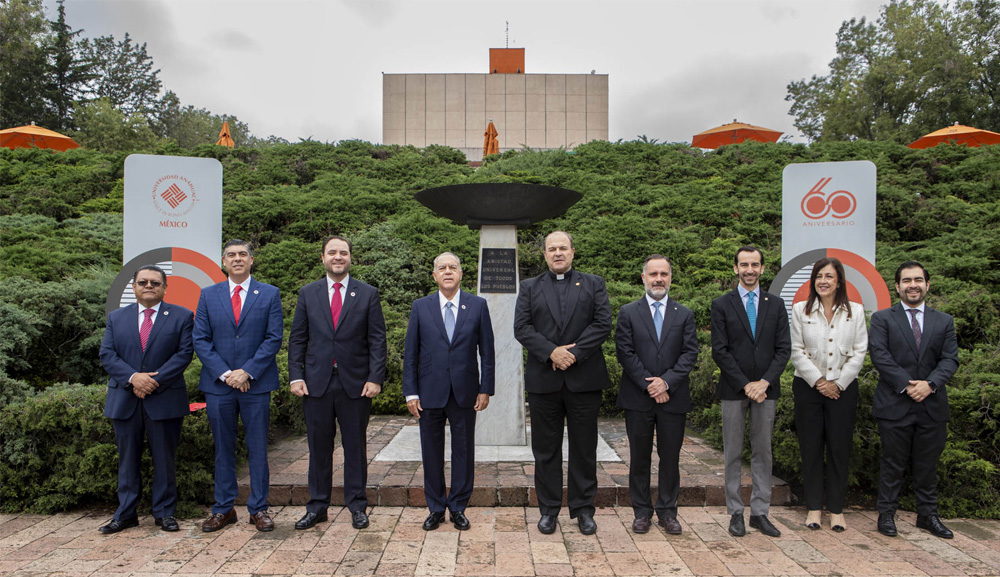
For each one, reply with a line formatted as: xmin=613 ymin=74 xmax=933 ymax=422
xmin=892 ymin=304 xmax=920 ymax=358
xmin=451 ymin=292 xmax=471 ymax=347
xmin=239 ymin=279 xmax=261 ymax=327
xmin=218 ymin=282 xmax=238 ymax=327
xmin=919 ymin=306 xmax=938 ymax=360
xmin=755 ymin=291 xmax=770 ymax=340
xmin=124 ymin=304 xmax=142 ymax=350
xmin=336 ymin=278 xmax=357 ymax=332
xmin=142 ymin=303 xmax=169 ymax=354
xmin=315 ymin=280 xmax=335 ymax=334
xmin=729 ymin=290 xmax=754 ymax=340
xmin=429 ymin=292 xmax=450 ymax=343
xmin=635 ymin=298 xmax=659 ymax=346
xmin=540 ymin=274 xmax=563 ymax=330
xmin=562 ymin=270 xmax=583 ymax=330
xmin=659 ymin=299 xmax=680 ymax=349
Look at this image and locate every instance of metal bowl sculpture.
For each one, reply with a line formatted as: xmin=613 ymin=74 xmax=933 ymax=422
xmin=415 ymin=183 xmax=582 ymax=229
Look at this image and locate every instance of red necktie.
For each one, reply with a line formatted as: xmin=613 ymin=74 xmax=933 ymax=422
xmin=232 ymin=285 xmax=242 ymax=325
xmin=139 ymin=308 xmax=154 ymax=351
xmin=331 ymin=282 xmax=343 ymax=328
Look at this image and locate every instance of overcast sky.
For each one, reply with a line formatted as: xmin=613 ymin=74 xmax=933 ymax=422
xmin=50 ymin=0 xmax=884 ymax=145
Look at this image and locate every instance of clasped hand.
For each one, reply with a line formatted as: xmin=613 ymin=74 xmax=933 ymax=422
xmin=131 ymin=372 xmax=159 ymax=399
xmin=226 ymin=369 xmax=251 ymax=392
xmin=743 ymin=380 xmax=769 ymax=403
xmin=814 ymin=378 xmax=841 ymax=400
xmin=550 ymin=343 xmax=577 ymax=371
xmin=645 ymin=376 xmax=670 ymax=404
xmin=906 ymin=380 xmax=933 ymax=402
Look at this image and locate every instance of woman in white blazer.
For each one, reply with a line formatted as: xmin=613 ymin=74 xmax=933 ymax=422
xmin=790 ymin=257 xmax=867 ymax=532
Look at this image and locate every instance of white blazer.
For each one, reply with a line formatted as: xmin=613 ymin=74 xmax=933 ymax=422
xmin=790 ymin=300 xmax=868 ymax=389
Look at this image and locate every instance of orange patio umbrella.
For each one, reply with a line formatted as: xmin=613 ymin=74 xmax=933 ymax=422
xmin=907 ymin=122 xmax=1000 ymax=149
xmin=692 ymin=119 xmax=782 ymax=149
xmin=0 ymin=123 xmax=80 ymax=151
xmin=215 ymin=121 xmax=235 ymax=148
xmin=484 ymin=119 xmax=500 ymax=157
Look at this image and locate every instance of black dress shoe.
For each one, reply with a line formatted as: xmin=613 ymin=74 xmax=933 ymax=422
xmin=877 ymin=512 xmax=897 ymax=537
xmin=577 ymin=513 xmax=597 ymax=535
xmin=729 ymin=513 xmax=745 ymax=537
xmin=806 ymin=522 xmax=821 ymax=531
xmin=99 ymin=517 xmax=138 ymax=534
xmin=351 ymin=510 xmax=369 ymax=529
xmin=749 ymin=515 xmax=781 ymax=537
xmin=537 ymin=514 xmax=558 ymax=535
xmin=155 ymin=516 xmax=179 ymax=532
xmin=423 ymin=511 xmax=445 ymax=531
xmin=451 ymin=510 xmax=470 ymax=531
xmin=658 ymin=517 xmax=682 ymax=535
xmin=632 ymin=517 xmax=651 ymax=534
xmin=916 ymin=514 xmax=954 ymax=539
xmin=294 ymin=511 xmax=328 ymax=530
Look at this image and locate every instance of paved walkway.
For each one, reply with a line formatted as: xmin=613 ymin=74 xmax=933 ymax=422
xmin=2 ymin=506 xmax=999 ymax=576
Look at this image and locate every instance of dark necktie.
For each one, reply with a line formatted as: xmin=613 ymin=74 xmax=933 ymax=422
xmin=331 ymin=282 xmax=343 ymax=328
xmin=909 ymin=308 xmax=922 ymax=350
xmin=231 ymin=286 xmax=242 ymax=325
xmin=139 ymin=308 xmax=153 ymax=351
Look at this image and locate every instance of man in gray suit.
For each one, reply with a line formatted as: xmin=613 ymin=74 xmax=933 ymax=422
xmin=710 ymin=246 xmax=790 ymax=538
xmin=870 ymin=261 xmax=958 ymax=539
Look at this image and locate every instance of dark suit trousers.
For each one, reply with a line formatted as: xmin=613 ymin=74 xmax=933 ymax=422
xmin=793 ymin=377 xmax=858 ymax=513
xmin=206 ymin=390 xmax=271 ymax=514
xmin=303 ymin=373 xmax=371 ymax=514
xmin=877 ymin=402 xmax=947 ymax=516
xmin=528 ymin=386 xmax=602 ymax=518
xmin=625 ymin=408 xmax=686 ymax=520
xmin=112 ymin=402 xmax=183 ymax=522
xmin=419 ymin=391 xmax=477 ymax=513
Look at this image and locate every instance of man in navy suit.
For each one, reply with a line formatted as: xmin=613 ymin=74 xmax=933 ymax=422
xmin=99 ymin=265 xmax=194 ymax=534
xmin=194 ymin=239 xmax=283 ymax=532
xmin=871 ymin=261 xmax=959 ymax=539
xmin=514 ymin=231 xmax=613 ymax=536
xmin=711 ymin=245 xmax=790 ymax=538
xmin=403 ymin=252 xmax=495 ymax=531
xmin=288 ymin=236 xmax=387 ymax=530
xmin=615 ymin=255 xmax=698 ymax=535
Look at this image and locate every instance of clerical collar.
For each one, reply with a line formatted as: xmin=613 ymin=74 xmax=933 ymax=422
xmin=549 ymin=269 xmax=572 ymax=281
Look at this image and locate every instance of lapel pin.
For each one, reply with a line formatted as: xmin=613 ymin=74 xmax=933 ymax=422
xmin=764 ymin=296 xmax=769 ymax=301
xmin=350 ymin=292 xmax=356 ymax=297
xmin=254 ymin=290 xmax=259 ymax=295
xmin=575 ymin=282 xmax=580 ymax=286
xmin=163 ymin=310 xmax=169 ymax=316
xmin=461 ymin=304 xmax=467 ymax=310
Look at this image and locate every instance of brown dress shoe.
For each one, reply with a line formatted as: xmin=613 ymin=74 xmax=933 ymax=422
xmin=202 ymin=509 xmax=237 ymax=532
xmin=632 ymin=517 xmax=652 ymax=534
xmin=249 ymin=510 xmax=274 ymax=532
xmin=658 ymin=517 xmax=682 ymax=534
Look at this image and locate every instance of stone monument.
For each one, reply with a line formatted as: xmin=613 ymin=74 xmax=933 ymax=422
xmin=415 ymin=183 xmax=582 ymax=445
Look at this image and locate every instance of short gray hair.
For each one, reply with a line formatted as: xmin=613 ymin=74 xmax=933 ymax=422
xmin=433 ymin=252 xmax=462 ymax=270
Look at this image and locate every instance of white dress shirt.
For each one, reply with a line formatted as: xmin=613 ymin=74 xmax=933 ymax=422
xmin=645 ymin=293 xmax=668 ymax=319
xmin=902 ymin=303 xmax=925 ymax=332
xmin=790 ymin=300 xmax=868 ymax=390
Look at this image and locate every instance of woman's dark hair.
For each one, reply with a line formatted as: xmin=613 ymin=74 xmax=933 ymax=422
xmin=804 ymin=257 xmax=852 ymax=318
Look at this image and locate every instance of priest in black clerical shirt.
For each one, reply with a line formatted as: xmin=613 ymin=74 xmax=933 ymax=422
xmin=513 ymin=231 xmax=613 ymax=536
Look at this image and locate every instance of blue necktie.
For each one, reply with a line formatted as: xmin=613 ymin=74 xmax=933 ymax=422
xmin=746 ymin=291 xmax=757 ymax=339
xmin=652 ymin=301 xmax=663 ymax=342
xmin=444 ymin=302 xmax=455 ymax=343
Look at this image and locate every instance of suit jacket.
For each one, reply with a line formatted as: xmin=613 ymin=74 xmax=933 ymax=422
xmin=869 ymin=303 xmax=958 ymax=422
xmin=790 ymin=301 xmax=868 ymax=389
xmin=402 ymin=291 xmax=496 ymax=409
xmin=100 ymin=302 xmax=194 ymax=421
xmin=710 ymin=288 xmax=791 ymax=400
xmin=193 ymin=278 xmax=283 ymax=395
xmin=514 ymin=269 xmax=613 ymax=394
xmin=288 ymin=277 xmax=387 ymax=398
xmin=615 ymin=296 xmax=699 ymax=413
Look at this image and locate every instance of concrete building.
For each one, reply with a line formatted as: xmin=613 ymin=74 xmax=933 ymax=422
xmin=382 ymin=49 xmax=608 ymax=161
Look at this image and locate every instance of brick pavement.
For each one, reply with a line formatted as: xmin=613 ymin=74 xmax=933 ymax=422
xmin=2 ymin=506 xmax=999 ymax=576
xmin=251 ymin=417 xmax=791 ymax=509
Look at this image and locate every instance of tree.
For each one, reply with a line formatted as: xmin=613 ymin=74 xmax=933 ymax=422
xmin=73 ymin=98 xmax=157 ymax=152
xmin=155 ymin=90 xmax=255 ymax=148
xmin=786 ymin=0 xmax=1000 ymax=143
xmin=44 ymin=0 xmax=93 ymax=131
xmin=78 ymin=32 xmax=162 ymax=122
xmin=0 ymin=0 xmax=50 ymax=127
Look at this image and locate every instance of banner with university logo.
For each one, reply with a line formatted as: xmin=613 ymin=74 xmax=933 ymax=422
xmin=105 ymin=155 xmax=225 ymax=314
xmin=771 ymin=160 xmax=890 ymax=315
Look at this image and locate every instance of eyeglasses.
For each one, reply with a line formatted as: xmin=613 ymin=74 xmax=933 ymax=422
xmin=134 ymin=280 xmax=163 ymax=288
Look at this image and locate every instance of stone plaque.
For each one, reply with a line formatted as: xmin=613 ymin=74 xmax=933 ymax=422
xmin=479 ymin=248 xmax=517 ymax=293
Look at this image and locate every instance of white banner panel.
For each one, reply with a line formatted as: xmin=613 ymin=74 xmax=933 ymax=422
xmin=123 ymin=154 xmax=223 ymax=263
